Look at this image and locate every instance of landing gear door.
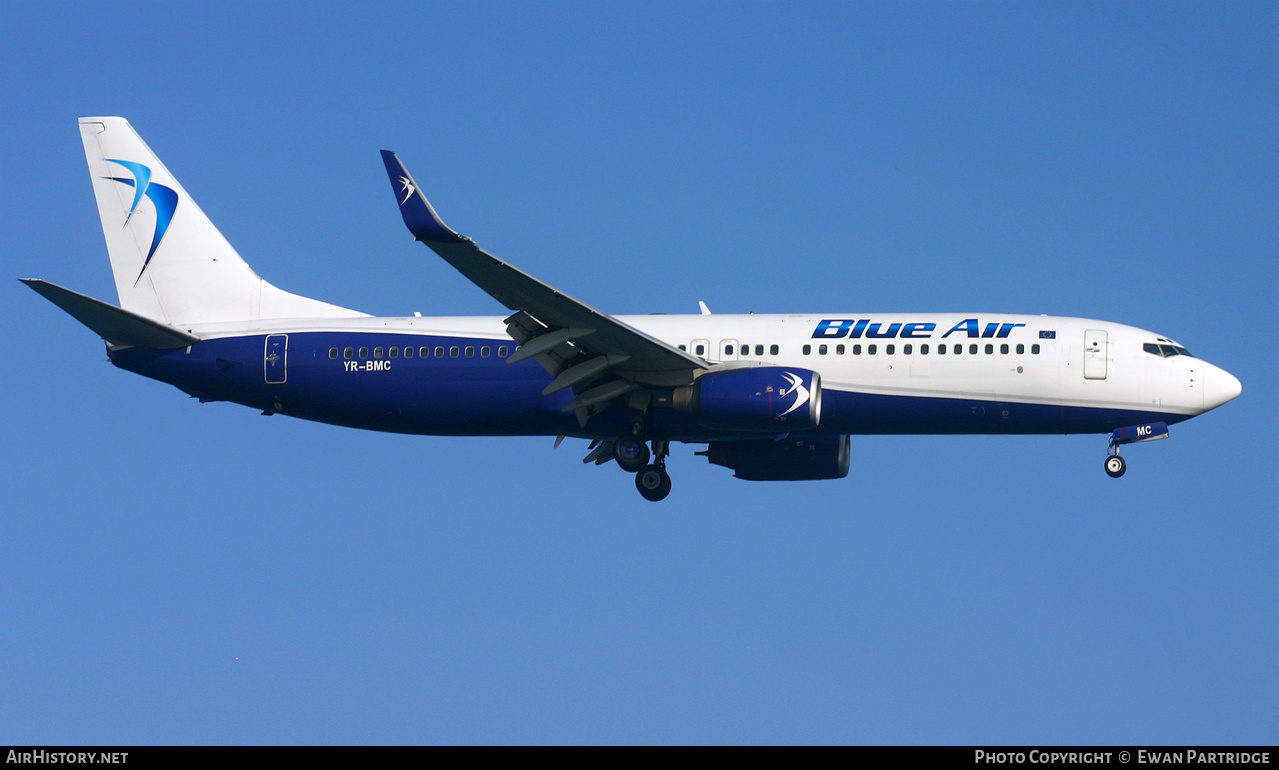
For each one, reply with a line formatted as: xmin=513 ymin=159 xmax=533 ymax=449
xmin=1084 ymin=329 xmax=1107 ymax=380
xmin=265 ymin=334 xmax=288 ymax=384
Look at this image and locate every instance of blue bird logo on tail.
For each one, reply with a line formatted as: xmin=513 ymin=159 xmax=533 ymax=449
xmin=103 ymin=159 xmax=178 ymax=282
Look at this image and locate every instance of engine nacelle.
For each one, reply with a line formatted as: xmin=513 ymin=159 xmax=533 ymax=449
xmin=698 ymin=434 xmax=851 ymax=481
xmin=674 ymin=367 xmax=822 ymax=432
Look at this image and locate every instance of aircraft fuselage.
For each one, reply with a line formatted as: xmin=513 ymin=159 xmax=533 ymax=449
xmin=110 ymin=311 xmax=1236 ymax=442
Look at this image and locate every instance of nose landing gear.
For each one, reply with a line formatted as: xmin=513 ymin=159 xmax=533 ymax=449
xmin=1104 ymin=421 xmax=1170 ymax=478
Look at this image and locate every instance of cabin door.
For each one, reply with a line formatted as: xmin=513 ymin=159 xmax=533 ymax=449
xmin=1083 ymin=329 xmax=1107 ymax=380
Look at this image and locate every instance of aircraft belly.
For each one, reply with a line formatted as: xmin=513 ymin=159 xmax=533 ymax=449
xmin=817 ymin=387 xmax=1193 ymax=435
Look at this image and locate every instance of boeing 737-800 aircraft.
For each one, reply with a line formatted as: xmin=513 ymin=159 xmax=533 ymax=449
xmin=24 ymin=117 xmax=1241 ymax=501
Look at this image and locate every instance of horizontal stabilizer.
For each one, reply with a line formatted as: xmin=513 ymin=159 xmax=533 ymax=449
xmin=21 ymin=279 xmax=199 ymax=349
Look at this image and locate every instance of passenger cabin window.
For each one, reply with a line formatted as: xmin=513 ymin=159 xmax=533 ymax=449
xmin=741 ymin=344 xmax=750 ymax=356
xmin=984 ymin=344 xmax=993 ymax=355
xmin=344 ymin=347 xmax=354 ymax=359
xmin=921 ymin=344 xmax=929 ymax=355
xmin=1000 ymin=344 xmax=1008 ymax=354
xmin=390 ymin=347 xmax=399 ymax=358
xmin=903 ymin=344 xmax=912 ymax=355
xmin=695 ymin=344 xmax=705 ymax=356
xmin=464 ymin=346 xmax=474 ymax=357
xmin=328 ymin=348 xmax=338 ymax=359
xmin=836 ymin=344 xmax=845 ymax=355
xmin=1032 ymin=344 xmax=1041 ymax=355
xmin=803 ymin=344 xmax=811 ymax=355
xmin=481 ymin=346 xmax=491 ymax=357
xmin=770 ymin=345 xmax=779 ymax=356
xmin=435 ymin=346 xmax=445 ymax=358
xmin=954 ymin=344 xmax=962 ymax=354
xmin=449 ymin=346 xmax=460 ymax=357
xmin=1016 ymin=344 xmax=1024 ymax=354
xmin=755 ymin=345 xmax=764 ymax=356
xmin=359 ymin=347 xmax=369 ymax=359
xmin=853 ymin=344 xmax=862 ymax=355
xmin=868 ymin=344 xmax=877 ymax=355
xmin=937 ymin=344 xmax=945 ymax=355
xmin=498 ymin=346 xmax=509 ymax=357
xmin=819 ymin=344 xmax=827 ymax=355
xmin=886 ymin=344 xmax=895 ymax=355
xmin=969 ymin=344 xmax=978 ymax=355
xmin=374 ymin=347 xmax=384 ymax=359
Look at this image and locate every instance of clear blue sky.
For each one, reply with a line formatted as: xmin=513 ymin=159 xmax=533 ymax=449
xmin=2 ymin=2 xmax=1275 ymax=744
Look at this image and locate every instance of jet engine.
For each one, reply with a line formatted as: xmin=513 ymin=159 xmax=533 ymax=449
xmin=698 ymin=434 xmax=851 ymax=481
xmin=672 ymin=367 xmax=822 ymax=432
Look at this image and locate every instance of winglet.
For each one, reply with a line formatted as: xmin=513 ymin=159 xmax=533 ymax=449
xmin=379 ymin=150 xmax=464 ymax=244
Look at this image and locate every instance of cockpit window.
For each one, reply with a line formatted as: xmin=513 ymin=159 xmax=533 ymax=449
xmin=1145 ymin=342 xmax=1194 ymax=358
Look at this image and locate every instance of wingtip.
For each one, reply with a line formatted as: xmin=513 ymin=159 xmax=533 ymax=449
xmin=379 ymin=150 xmax=463 ymax=244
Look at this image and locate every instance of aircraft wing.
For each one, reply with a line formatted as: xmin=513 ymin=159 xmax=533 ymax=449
xmin=380 ymin=151 xmax=709 ymax=411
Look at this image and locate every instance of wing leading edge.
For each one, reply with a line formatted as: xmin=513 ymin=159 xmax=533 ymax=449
xmin=380 ymin=150 xmax=709 ymax=422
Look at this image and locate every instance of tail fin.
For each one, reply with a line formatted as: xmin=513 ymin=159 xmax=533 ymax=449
xmin=78 ymin=117 xmax=364 ymax=325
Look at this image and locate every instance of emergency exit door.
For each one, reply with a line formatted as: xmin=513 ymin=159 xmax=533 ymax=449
xmin=265 ymin=334 xmax=288 ymax=384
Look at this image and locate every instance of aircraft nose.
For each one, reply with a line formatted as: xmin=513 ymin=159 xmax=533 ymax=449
xmin=1203 ymin=366 xmax=1242 ymax=411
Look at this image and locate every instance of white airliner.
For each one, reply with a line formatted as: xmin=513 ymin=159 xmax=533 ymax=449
xmin=24 ymin=117 xmax=1241 ymax=501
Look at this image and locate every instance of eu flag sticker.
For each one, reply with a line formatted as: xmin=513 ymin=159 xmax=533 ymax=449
xmin=1040 ymin=331 xmax=1056 ymax=339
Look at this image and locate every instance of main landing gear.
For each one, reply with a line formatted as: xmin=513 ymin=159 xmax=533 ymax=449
xmin=1104 ymin=452 xmax=1126 ymax=478
xmin=635 ymin=463 xmax=672 ymax=502
xmin=614 ymin=436 xmax=650 ymax=472
xmin=627 ymin=438 xmax=671 ymax=502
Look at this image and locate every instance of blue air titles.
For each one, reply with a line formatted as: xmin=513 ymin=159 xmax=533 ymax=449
xmin=813 ymin=318 xmax=1026 ymax=340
